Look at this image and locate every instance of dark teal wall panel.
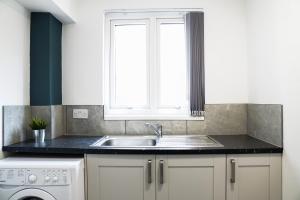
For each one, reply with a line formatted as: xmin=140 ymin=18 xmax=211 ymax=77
xmin=49 ymin=14 xmax=62 ymax=105
xmin=30 ymin=13 xmax=62 ymax=106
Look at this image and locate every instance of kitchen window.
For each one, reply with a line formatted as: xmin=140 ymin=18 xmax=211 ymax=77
xmin=104 ymin=10 xmax=204 ymax=120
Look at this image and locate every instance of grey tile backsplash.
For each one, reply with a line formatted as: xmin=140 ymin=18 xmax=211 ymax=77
xmin=247 ymin=104 xmax=283 ymax=147
xmin=31 ymin=105 xmax=66 ymax=139
xmin=187 ymin=104 xmax=247 ymax=135
xmin=66 ymin=104 xmax=247 ymax=136
xmin=126 ymin=120 xmax=187 ymax=135
xmin=66 ymin=105 xmax=125 ymax=135
xmin=50 ymin=106 xmax=66 ymax=139
xmin=31 ymin=106 xmax=52 ymax=139
xmin=2 ymin=104 xmax=283 ymax=147
xmin=3 ymin=106 xmax=31 ymax=146
xmin=3 ymin=105 xmax=66 ymax=145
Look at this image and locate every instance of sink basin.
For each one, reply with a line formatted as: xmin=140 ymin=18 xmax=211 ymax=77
xmin=157 ymin=135 xmax=223 ymax=148
xmin=91 ymin=136 xmax=157 ymax=148
xmin=91 ymin=135 xmax=223 ymax=149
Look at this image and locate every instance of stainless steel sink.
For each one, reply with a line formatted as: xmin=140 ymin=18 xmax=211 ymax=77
xmin=156 ymin=135 xmax=223 ymax=148
xmin=91 ymin=136 xmax=157 ymax=148
xmin=91 ymin=135 xmax=223 ymax=149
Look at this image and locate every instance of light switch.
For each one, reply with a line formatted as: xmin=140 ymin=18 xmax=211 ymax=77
xmin=73 ymin=109 xmax=88 ymax=119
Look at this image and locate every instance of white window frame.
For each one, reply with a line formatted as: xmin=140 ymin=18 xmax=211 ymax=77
xmin=109 ymin=19 xmax=151 ymax=109
xmin=156 ymin=18 xmax=187 ymax=110
xmin=104 ymin=9 xmax=204 ymax=120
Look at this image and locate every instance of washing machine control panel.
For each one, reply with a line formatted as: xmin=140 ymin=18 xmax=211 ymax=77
xmin=0 ymin=168 xmax=71 ymax=186
xmin=0 ymin=169 xmax=25 ymax=185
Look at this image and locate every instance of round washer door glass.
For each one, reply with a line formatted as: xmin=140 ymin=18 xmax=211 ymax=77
xmin=9 ymin=189 xmax=56 ymax=200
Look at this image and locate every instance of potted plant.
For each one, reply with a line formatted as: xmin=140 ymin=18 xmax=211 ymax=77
xmin=29 ymin=117 xmax=47 ymax=143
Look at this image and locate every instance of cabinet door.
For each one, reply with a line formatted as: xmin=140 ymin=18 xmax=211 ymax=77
xmin=227 ymin=154 xmax=282 ymax=200
xmin=156 ymin=155 xmax=226 ymax=200
xmin=87 ymin=154 xmax=155 ymax=200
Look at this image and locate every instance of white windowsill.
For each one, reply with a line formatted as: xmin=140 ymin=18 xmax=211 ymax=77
xmin=104 ymin=115 xmax=204 ymax=121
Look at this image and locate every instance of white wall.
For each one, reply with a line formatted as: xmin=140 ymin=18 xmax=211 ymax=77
xmin=246 ymin=0 xmax=284 ymax=104
xmin=62 ymin=0 xmax=249 ymax=105
xmin=247 ymin=0 xmax=300 ymax=199
xmin=0 ymin=0 xmax=30 ymax=157
xmin=278 ymin=1 xmax=300 ymax=198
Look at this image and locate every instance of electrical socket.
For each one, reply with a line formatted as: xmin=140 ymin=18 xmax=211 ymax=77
xmin=73 ymin=109 xmax=89 ymax=119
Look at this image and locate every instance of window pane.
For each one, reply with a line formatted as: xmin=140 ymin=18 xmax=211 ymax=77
xmin=159 ymin=23 xmax=187 ymax=107
xmin=114 ymin=24 xmax=148 ymax=107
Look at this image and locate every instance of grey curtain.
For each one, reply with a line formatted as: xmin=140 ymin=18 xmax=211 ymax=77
xmin=186 ymin=12 xmax=205 ymax=117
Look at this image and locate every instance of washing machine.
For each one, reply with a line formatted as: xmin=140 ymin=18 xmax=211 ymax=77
xmin=0 ymin=157 xmax=85 ymax=200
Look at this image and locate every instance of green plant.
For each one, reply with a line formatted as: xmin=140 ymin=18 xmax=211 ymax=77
xmin=29 ymin=117 xmax=47 ymax=130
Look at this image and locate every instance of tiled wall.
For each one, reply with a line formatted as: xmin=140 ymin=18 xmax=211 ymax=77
xmin=31 ymin=105 xmax=66 ymax=139
xmin=248 ymin=104 xmax=283 ymax=147
xmin=3 ymin=105 xmax=65 ymax=145
xmin=3 ymin=106 xmax=31 ymax=146
xmin=187 ymin=104 xmax=247 ymax=135
xmin=66 ymin=105 xmax=125 ymax=135
xmin=66 ymin=104 xmax=248 ymax=135
xmin=2 ymin=104 xmax=283 ymax=147
xmin=50 ymin=106 xmax=66 ymax=139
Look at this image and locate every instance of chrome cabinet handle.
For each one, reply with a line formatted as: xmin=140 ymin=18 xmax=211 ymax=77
xmin=230 ymin=159 xmax=236 ymax=183
xmin=160 ymin=160 xmax=164 ymax=184
xmin=148 ymin=160 xmax=152 ymax=184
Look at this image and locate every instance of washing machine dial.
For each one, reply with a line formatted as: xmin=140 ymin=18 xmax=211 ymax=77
xmin=44 ymin=176 xmax=50 ymax=182
xmin=28 ymin=174 xmax=37 ymax=183
xmin=53 ymin=176 xmax=58 ymax=182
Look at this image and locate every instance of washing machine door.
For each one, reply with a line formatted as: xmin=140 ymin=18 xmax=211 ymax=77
xmin=9 ymin=189 xmax=56 ymax=200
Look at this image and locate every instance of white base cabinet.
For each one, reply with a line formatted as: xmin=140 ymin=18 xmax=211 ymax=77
xmin=156 ymin=155 xmax=226 ymax=200
xmin=87 ymin=154 xmax=226 ymax=200
xmin=86 ymin=154 xmax=281 ymax=200
xmin=226 ymin=154 xmax=282 ymax=200
xmin=87 ymin=155 xmax=155 ymax=200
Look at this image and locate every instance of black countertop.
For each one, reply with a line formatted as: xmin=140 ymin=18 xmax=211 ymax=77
xmin=2 ymin=135 xmax=282 ymax=155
